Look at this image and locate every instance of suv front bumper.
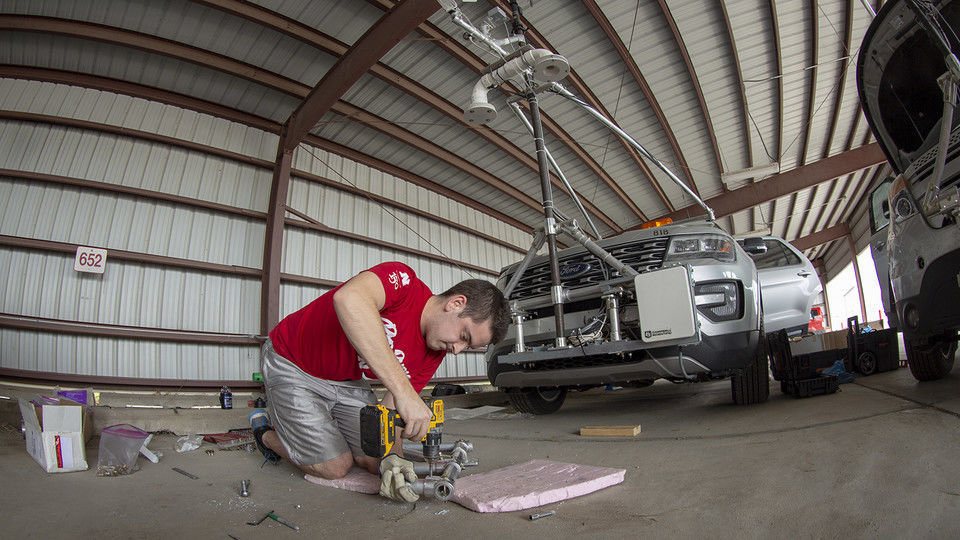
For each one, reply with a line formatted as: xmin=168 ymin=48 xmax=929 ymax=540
xmin=488 ymin=328 xmax=760 ymax=387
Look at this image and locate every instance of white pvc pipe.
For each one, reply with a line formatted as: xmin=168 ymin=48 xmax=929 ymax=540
xmin=469 ymin=49 xmax=559 ymax=114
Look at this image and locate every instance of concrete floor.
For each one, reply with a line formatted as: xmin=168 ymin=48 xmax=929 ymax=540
xmin=4 ymin=365 xmax=960 ymax=538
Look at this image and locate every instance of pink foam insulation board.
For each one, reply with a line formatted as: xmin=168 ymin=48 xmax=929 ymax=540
xmin=304 ymin=468 xmax=379 ymax=494
xmin=304 ymin=460 xmax=625 ymax=513
xmin=451 ymin=460 xmax=625 ymax=513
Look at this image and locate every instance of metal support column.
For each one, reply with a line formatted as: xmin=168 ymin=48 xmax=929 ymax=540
xmin=813 ymin=257 xmax=832 ymax=329
xmin=846 ymin=234 xmax=868 ymax=323
xmin=261 ymin=143 xmax=293 ymax=334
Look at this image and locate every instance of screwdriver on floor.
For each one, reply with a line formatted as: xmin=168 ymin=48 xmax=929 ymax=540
xmin=247 ymin=510 xmax=299 ymax=531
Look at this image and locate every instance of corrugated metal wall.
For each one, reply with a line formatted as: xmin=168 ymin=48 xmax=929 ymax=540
xmin=0 ymin=78 xmax=524 ymax=383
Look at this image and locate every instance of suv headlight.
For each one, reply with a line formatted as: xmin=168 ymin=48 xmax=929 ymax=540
xmin=665 ymin=235 xmax=735 ymax=263
xmin=695 ymin=281 xmax=742 ymax=322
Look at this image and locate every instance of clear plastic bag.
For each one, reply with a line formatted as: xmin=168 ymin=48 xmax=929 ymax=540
xmin=175 ymin=434 xmax=203 ymax=453
xmin=97 ymin=424 xmax=150 ymax=477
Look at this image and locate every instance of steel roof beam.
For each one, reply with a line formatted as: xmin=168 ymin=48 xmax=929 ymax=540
xmin=580 ymin=0 xmax=701 ymax=199
xmin=281 ymin=0 xmax=439 ymax=150
xmin=0 ymin=315 xmax=260 ymax=346
xmin=769 ymin=0 xmax=785 ymax=161
xmin=765 ymin=0 xmax=785 ymax=238
xmin=659 ymin=142 xmax=886 ymax=223
xmin=790 ymin=222 xmax=850 ymax=252
xmin=0 ymin=64 xmax=278 ymax=133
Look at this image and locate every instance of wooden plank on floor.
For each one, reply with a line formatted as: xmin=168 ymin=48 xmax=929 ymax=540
xmin=579 ymin=425 xmax=641 ymax=437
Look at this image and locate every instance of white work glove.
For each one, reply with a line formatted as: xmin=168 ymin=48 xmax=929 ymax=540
xmin=379 ymin=453 xmax=419 ymax=503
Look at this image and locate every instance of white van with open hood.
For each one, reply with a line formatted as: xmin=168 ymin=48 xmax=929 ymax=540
xmin=859 ymin=0 xmax=960 ymax=380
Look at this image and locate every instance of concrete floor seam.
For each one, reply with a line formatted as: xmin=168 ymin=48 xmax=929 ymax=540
xmin=446 ymin=406 xmax=920 ymax=443
xmin=851 ymin=381 xmax=960 ymax=420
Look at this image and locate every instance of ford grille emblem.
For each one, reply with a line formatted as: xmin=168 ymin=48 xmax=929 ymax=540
xmin=559 ymin=262 xmax=591 ymax=279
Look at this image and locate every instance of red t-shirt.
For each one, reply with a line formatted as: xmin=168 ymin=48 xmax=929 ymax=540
xmin=268 ymin=262 xmax=445 ymax=393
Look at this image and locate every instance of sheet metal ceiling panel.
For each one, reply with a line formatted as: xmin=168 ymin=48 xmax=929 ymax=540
xmin=257 ymin=0 xmax=383 ymax=45
xmin=774 ymin=0 xmax=815 ymax=171
xmin=600 ymin=0 xmax=723 ymax=199
xmin=669 ymin=1 xmax=749 ymax=178
xmin=4 ymin=0 xmax=349 ymax=86
xmin=1 ymin=0 xmax=887 ymax=272
xmin=0 ymin=31 xmax=301 ymax=122
xmin=725 ymin=0 xmax=781 ymax=176
xmin=309 ymin=109 xmax=546 ymax=224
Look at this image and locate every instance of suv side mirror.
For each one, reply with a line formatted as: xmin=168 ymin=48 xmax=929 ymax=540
xmin=741 ymin=237 xmax=767 ymax=255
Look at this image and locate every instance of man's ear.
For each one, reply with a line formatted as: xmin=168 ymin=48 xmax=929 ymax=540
xmin=445 ymin=294 xmax=467 ymax=313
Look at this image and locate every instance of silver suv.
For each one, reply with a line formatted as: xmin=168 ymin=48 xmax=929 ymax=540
xmin=859 ymin=0 xmax=960 ymax=380
xmin=486 ymin=218 xmax=769 ymax=414
xmin=739 ymin=236 xmax=822 ymax=336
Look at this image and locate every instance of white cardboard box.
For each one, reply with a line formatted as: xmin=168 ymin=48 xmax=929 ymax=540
xmin=19 ymin=399 xmax=89 ymax=473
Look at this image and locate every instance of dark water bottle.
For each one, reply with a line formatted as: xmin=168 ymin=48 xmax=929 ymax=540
xmin=219 ymin=386 xmax=233 ymax=409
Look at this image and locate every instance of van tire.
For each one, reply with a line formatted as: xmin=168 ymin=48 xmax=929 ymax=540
xmin=906 ymin=333 xmax=957 ymax=381
xmin=507 ymin=387 xmax=567 ymax=414
xmin=732 ymin=329 xmax=770 ymax=404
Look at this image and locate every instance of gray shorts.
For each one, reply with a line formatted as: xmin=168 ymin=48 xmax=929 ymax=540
xmin=260 ymin=339 xmax=377 ymax=466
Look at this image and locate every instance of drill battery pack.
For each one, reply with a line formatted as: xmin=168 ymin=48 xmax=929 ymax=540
xmin=360 ymin=405 xmax=397 ymax=458
xmin=359 ymin=398 xmax=445 ymax=459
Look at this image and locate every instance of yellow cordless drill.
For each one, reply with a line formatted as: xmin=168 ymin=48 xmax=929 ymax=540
xmin=360 ymin=397 xmax=444 ymax=464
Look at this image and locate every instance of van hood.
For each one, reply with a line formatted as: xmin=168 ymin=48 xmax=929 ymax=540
xmin=857 ymin=0 xmax=960 ymax=175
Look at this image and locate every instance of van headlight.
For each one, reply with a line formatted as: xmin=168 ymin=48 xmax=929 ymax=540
xmin=665 ymin=235 xmax=735 ymax=263
xmin=892 ymin=191 xmax=915 ymax=220
xmin=889 ymin=175 xmax=917 ymax=222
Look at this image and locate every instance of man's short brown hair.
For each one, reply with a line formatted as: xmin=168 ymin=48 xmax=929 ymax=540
xmin=439 ymin=279 xmax=510 ymax=345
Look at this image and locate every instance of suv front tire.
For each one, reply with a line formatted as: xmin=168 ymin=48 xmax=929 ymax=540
xmin=507 ymin=387 xmax=568 ymax=414
xmin=731 ymin=329 xmax=770 ymax=404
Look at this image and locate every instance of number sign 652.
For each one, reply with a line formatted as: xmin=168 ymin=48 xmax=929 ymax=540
xmin=75 ymin=246 xmax=107 ymax=274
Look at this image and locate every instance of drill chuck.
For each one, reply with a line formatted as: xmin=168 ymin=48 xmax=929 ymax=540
xmin=423 ymin=432 xmax=441 ymax=461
